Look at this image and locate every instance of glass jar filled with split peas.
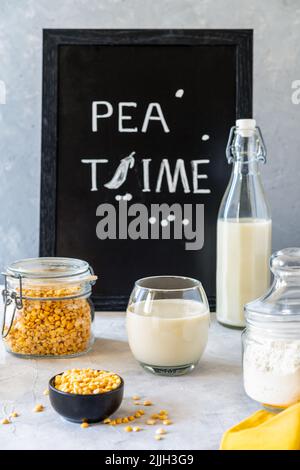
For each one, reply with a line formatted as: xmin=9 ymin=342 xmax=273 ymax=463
xmin=1 ymin=257 xmax=97 ymax=358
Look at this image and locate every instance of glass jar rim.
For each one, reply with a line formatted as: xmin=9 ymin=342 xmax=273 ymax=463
xmin=135 ymin=275 xmax=202 ymax=292
xmin=245 ymin=320 xmax=300 ymax=339
xmin=245 ymin=309 xmax=300 ymax=324
xmin=5 ymin=257 xmax=91 ymax=280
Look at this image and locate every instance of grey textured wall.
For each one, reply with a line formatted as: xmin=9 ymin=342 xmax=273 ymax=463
xmin=0 ymin=0 xmax=299 ymax=270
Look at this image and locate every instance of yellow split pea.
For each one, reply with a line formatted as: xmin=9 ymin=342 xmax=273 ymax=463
xmin=54 ymin=369 xmax=122 ymax=395
xmin=34 ymin=404 xmax=44 ymax=413
xmin=1 ymin=418 xmax=10 ymax=425
xmin=143 ymin=400 xmax=153 ymax=406
xmin=4 ymin=286 xmax=92 ymax=356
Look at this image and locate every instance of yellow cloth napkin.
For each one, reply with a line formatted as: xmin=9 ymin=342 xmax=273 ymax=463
xmin=220 ymin=403 xmax=300 ymax=450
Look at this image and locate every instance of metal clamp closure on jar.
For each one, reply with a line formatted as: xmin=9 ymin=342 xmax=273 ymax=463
xmin=1 ymin=273 xmax=23 ymax=338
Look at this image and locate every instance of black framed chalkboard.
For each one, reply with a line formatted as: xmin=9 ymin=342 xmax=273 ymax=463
xmin=40 ymin=29 xmax=252 ymax=310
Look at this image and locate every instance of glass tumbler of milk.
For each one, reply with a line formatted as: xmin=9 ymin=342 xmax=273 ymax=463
xmin=216 ymin=119 xmax=272 ymax=328
xmin=126 ymin=276 xmax=210 ymax=376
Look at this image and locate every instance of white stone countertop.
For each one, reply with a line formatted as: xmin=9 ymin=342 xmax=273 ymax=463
xmin=0 ymin=312 xmax=258 ymax=450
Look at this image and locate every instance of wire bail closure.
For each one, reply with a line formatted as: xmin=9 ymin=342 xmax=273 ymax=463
xmin=1 ymin=273 xmax=23 ymax=339
xmin=226 ymin=125 xmax=267 ymax=164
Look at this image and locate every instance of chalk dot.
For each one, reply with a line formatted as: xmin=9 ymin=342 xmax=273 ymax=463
xmin=175 ymin=89 xmax=184 ymax=98
xmin=182 ymin=219 xmax=190 ymax=226
xmin=115 ymin=195 xmax=122 ymax=201
xmin=201 ymin=134 xmax=210 ymax=141
xmin=149 ymin=217 xmax=156 ymax=224
xmin=161 ymin=220 xmax=168 ymax=227
xmin=167 ymin=214 xmax=176 ymax=222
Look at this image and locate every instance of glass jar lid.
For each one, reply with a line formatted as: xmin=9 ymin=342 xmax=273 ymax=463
xmin=245 ymin=248 xmax=300 ymax=324
xmin=3 ymin=257 xmax=97 ymax=286
xmin=6 ymin=257 xmax=89 ymax=278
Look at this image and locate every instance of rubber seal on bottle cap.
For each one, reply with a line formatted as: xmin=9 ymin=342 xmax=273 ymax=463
xmin=236 ymin=118 xmax=256 ymax=129
xmin=236 ymin=119 xmax=256 ymax=137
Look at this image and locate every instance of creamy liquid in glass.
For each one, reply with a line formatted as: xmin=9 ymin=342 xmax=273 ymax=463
xmin=217 ymin=218 xmax=272 ymax=327
xmin=126 ymin=299 xmax=210 ymax=367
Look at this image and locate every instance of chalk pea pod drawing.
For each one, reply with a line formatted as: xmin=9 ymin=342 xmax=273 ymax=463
xmin=104 ymin=152 xmax=136 ymax=189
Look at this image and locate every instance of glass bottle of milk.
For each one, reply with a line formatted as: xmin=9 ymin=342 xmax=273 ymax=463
xmin=216 ymin=119 xmax=272 ymax=328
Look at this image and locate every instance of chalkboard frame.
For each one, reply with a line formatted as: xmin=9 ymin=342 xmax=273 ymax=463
xmin=40 ymin=29 xmax=253 ymax=310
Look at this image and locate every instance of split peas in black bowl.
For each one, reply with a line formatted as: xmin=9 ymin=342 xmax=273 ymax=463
xmin=49 ymin=368 xmax=124 ymax=423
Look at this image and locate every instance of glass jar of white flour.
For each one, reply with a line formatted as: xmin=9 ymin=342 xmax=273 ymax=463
xmin=243 ymin=248 xmax=300 ymax=410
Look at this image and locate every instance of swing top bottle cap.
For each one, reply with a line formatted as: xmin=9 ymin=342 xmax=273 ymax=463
xmin=236 ymin=119 xmax=256 ymax=137
xmin=236 ymin=118 xmax=256 ymax=129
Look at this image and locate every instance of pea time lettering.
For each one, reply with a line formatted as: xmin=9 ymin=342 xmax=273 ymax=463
xmin=82 ymin=93 xmax=210 ymax=250
xmin=92 ymin=101 xmax=170 ymax=133
xmin=81 ymin=156 xmax=211 ymax=194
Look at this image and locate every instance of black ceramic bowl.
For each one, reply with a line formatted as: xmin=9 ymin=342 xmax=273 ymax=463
xmin=49 ymin=372 xmax=124 ymax=423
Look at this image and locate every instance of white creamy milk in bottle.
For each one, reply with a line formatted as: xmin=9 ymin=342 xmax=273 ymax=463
xmin=216 ymin=119 xmax=272 ymax=328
